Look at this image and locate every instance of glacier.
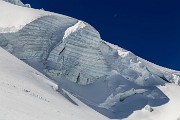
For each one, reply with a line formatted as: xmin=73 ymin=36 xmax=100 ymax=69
xmin=2 ymin=0 xmax=30 ymax=7
xmin=0 ymin=0 xmax=180 ymax=119
xmin=1 ymin=12 xmax=179 ymax=85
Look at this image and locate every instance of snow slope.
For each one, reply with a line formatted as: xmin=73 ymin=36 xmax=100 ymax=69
xmin=0 ymin=0 xmax=73 ymax=33
xmin=0 ymin=47 xmax=108 ymax=120
xmin=0 ymin=0 xmax=180 ymax=120
xmin=124 ymin=84 xmax=180 ymax=120
xmin=2 ymin=0 xmax=30 ymax=7
xmin=0 ymin=0 xmax=49 ymax=33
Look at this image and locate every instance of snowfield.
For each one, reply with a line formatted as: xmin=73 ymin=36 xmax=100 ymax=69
xmin=0 ymin=0 xmax=180 ymax=120
xmin=0 ymin=0 xmax=73 ymax=33
xmin=124 ymin=84 xmax=180 ymax=120
xmin=0 ymin=0 xmax=48 ymax=33
xmin=0 ymin=47 xmax=108 ymax=120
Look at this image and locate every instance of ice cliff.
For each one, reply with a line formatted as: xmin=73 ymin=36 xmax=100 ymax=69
xmin=0 ymin=1 xmax=180 ymax=119
xmin=0 ymin=3 xmax=179 ymax=85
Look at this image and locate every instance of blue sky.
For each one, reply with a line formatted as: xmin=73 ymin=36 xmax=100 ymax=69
xmin=22 ymin=0 xmax=180 ymax=70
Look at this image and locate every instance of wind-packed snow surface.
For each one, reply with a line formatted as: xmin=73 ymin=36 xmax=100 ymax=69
xmin=2 ymin=0 xmax=30 ymax=7
xmin=123 ymin=84 xmax=180 ymax=120
xmin=0 ymin=0 xmax=180 ymax=120
xmin=0 ymin=0 xmax=46 ymax=33
xmin=0 ymin=47 xmax=108 ymax=120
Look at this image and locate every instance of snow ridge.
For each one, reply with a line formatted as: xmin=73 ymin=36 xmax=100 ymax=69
xmin=2 ymin=0 xmax=30 ymax=7
xmin=0 ymin=0 xmax=48 ymax=33
xmin=63 ymin=20 xmax=86 ymax=39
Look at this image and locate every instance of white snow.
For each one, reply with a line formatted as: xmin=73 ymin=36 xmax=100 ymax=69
xmin=117 ymin=49 xmax=130 ymax=58
xmin=139 ymin=58 xmax=180 ymax=85
xmin=2 ymin=0 xmax=28 ymax=7
xmin=0 ymin=47 xmax=108 ymax=120
xmin=99 ymin=88 xmax=147 ymax=109
xmin=63 ymin=20 xmax=86 ymax=39
xmin=0 ymin=0 xmax=49 ymax=33
xmin=123 ymin=84 xmax=180 ymax=120
xmin=104 ymin=40 xmax=130 ymax=58
xmin=0 ymin=0 xmax=180 ymax=120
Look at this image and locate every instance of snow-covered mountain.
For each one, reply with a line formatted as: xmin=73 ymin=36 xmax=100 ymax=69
xmin=0 ymin=0 xmax=180 ymax=120
xmin=2 ymin=0 xmax=30 ymax=7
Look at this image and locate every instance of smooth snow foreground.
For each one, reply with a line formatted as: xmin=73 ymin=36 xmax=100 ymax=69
xmin=124 ymin=84 xmax=180 ymax=120
xmin=0 ymin=47 xmax=108 ymax=120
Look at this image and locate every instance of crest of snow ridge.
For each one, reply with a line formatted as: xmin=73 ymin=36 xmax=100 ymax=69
xmin=0 ymin=5 xmax=179 ymax=85
xmin=2 ymin=0 xmax=31 ymax=7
